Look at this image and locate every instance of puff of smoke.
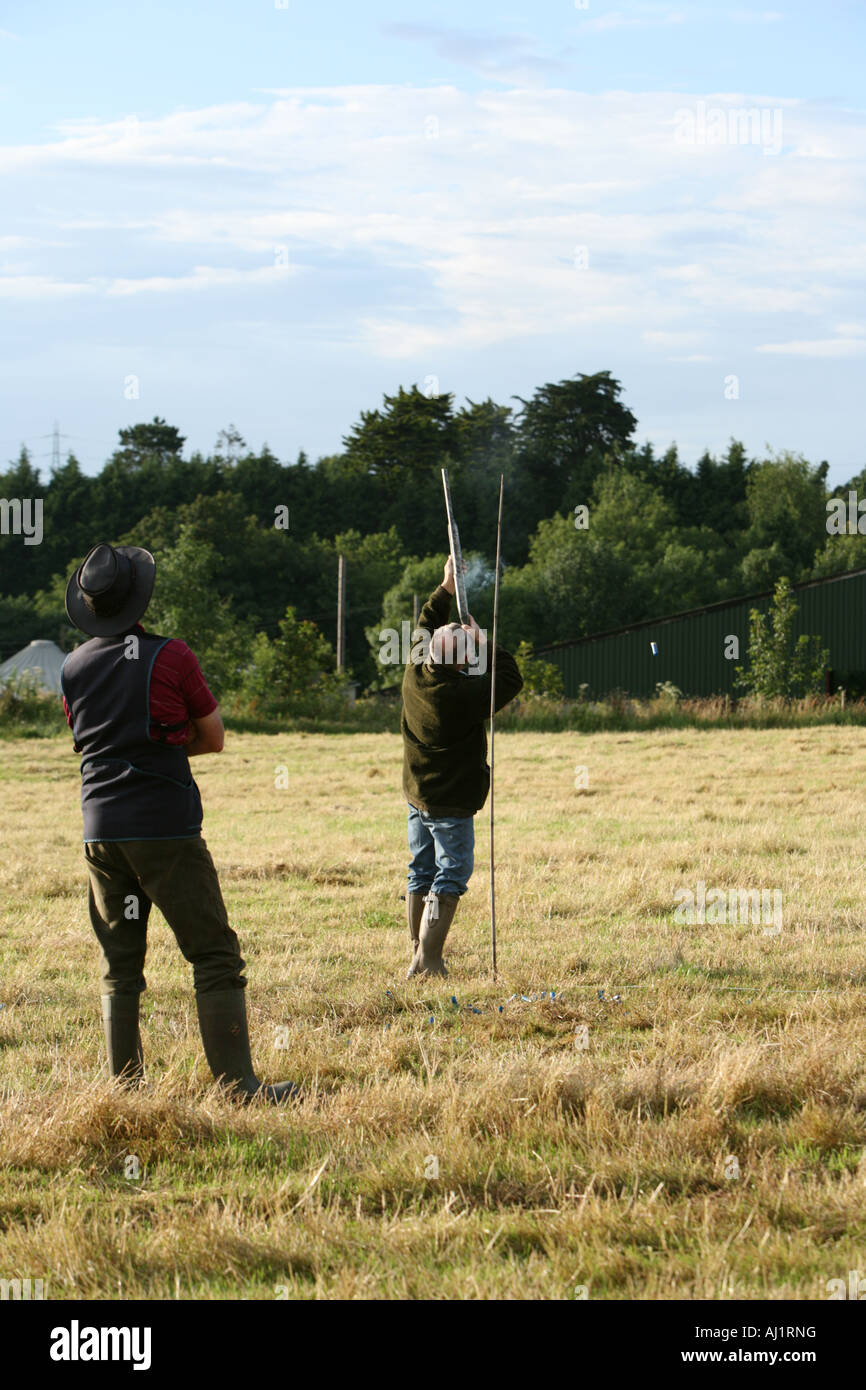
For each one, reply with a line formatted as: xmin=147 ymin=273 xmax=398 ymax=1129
xmin=462 ymin=553 xmax=495 ymax=595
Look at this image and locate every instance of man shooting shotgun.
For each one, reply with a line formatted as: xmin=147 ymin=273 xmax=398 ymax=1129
xmin=61 ymin=542 xmax=298 ymax=1103
xmin=401 ymin=552 xmax=523 ymax=978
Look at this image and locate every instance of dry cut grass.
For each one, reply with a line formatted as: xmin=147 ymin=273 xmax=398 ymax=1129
xmin=1 ymin=726 xmax=866 ymax=1299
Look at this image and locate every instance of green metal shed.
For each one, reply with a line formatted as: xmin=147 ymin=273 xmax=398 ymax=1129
xmin=533 ymin=566 xmax=866 ymax=698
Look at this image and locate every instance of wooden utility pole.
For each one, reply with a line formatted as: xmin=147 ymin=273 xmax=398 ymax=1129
xmin=336 ymin=554 xmax=346 ymax=670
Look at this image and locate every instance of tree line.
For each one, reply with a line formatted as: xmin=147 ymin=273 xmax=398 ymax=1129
xmin=1 ymin=370 xmax=862 ymax=700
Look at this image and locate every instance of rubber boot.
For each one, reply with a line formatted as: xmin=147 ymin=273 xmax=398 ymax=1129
xmin=101 ymin=994 xmax=144 ymax=1085
xmin=195 ymin=989 xmax=300 ymax=1104
xmin=407 ymin=892 xmax=459 ymax=979
xmin=406 ymin=892 xmax=427 ymax=972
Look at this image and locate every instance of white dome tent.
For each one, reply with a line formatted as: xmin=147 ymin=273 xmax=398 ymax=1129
xmin=0 ymin=639 xmax=67 ymax=696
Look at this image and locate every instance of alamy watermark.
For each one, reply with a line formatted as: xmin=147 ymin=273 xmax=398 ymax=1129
xmin=674 ymin=881 xmax=782 ymax=936
xmin=0 ymin=497 xmax=43 ymax=545
xmin=1 ymin=1276 xmax=46 ymax=1300
xmin=827 ymin=492 xmax=866 ymax=534
xmin=50 ymin=1321 xmax=152 ymax=1370
xmin=674 ymin=102 xmax=783 ymax=156
xmin=827 ymin=1270 xmax=866 ymax=1300
xmin=378 ymin=622 xmax=488 ymax=674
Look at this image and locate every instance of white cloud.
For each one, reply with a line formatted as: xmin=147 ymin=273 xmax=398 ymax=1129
xmin=0 ymin=84 xmax=863 ymax=364
xmin=725 ymin=10 xmax=784 ymax=23
xmin=0 ymin=264 xmax=297 ymax=300
xmin=756 ymin=338 xmax=866 ymax=358
xmin=105 ymin=264 xmax=298 ymax=296
xmin=359 ymin=317 xmax=450 ymax=360
xmin=643 ymin=330 xmax=704 ymax=347
xmin=582 ymin=10 xmax=687 ymax=33
xmin=0 ymin=274 xmax=92 ymax=300
xmin=579 ymin=6 xmax=781 ymax=33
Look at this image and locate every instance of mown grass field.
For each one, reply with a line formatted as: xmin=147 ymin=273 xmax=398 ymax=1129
xmin=1 ymin=726 xmax=865 ymax=1300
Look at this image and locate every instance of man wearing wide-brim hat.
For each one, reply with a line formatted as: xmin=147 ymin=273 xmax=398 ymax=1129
xmin=61 ymin=542 xmax=298 ymax=1103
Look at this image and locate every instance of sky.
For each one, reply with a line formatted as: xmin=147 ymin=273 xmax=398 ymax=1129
xmin=1 ymin=0 xmax=864 ymax=484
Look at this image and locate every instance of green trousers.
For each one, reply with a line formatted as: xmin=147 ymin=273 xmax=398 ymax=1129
xmin=85 ymin=836 xmax=246 ymax=997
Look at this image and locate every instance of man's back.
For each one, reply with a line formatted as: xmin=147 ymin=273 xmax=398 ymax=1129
xmin=401 ymin=581 xmax=523 ymax=816
xmin=61 ymin=629 xmax=202 ymax=842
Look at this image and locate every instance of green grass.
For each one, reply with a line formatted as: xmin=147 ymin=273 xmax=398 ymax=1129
xmin=5 ymin=689 xmax=866 ymax=743
xmin=1 ymin=726 xmax=866 ymax=1299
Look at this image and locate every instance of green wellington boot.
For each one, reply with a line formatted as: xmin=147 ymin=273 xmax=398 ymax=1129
xmin=101 ymin=994 xmax=145 ymax=1085
xmin=407 ymin=892 xmax=459 ymax=979
xmin=195 ymin=989 xmax=300 ymax=1104
xmin=405 ymin=892 xmax=427 ymax=976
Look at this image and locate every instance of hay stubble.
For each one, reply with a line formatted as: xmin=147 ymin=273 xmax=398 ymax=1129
xmin=1 ymin=727 xmax=865 ymax=1299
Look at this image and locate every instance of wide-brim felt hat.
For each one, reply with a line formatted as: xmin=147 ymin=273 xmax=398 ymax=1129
xmin=65 ymin=543 xmax=156 ymax=637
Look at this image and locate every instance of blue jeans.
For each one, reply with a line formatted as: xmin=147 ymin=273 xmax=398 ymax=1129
xmin=407 ymin=804 xmax=474 ymax=898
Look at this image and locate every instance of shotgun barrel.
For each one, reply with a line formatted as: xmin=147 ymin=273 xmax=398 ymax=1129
xmin=441 ymin=468 xmax=470 ymax=625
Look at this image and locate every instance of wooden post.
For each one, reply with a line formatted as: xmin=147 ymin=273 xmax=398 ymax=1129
xmin=336 ymin=554 xmax=346 ymax=670
xmin=412 ymin=591 xmax=419 ymax=629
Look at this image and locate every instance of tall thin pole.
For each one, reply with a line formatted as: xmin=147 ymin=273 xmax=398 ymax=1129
xmin=336 ymin=554 xmax=346 ymax=670
xmin=412 ymin=591 xmax=419 ymax=629
xmin=489 ymin=475 xmax=504 ymax=978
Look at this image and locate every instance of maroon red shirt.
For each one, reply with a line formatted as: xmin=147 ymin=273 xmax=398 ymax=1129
xmin=63 ymin=624 xmax=217 ymax=747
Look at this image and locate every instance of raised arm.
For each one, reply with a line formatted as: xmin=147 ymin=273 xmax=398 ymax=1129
xmin=416 ymin=556 xmax=457 ymax=635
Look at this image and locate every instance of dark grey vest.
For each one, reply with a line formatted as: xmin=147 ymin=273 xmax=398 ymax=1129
xmin=61 ymin=631 xmax=203 ymax=842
